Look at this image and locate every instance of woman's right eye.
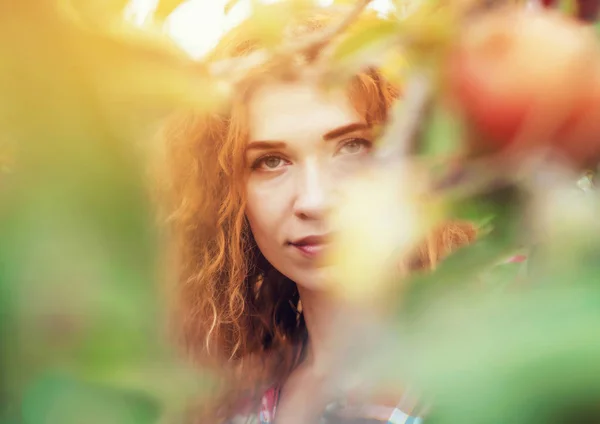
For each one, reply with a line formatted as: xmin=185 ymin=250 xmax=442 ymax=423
xmin=251 ymin=155 xmax=288 ymax=171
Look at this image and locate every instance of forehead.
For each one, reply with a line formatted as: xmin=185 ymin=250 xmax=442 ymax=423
xmin=247 ymin=79 xmax=363 ymax=142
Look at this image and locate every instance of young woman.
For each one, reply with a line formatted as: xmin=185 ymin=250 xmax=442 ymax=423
xmin=159 ymin=10 xmax=476 ymax=424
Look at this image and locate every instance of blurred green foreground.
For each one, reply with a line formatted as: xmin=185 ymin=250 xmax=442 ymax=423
xmin=2 ymin=1 xmax=600 ymax=424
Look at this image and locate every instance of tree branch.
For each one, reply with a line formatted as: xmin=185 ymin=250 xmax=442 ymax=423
xmin=297 ymin=0 xmax=374 ymax=54
xmin=374 ymin=71 xmax=433 ymax=162
xmin=208 ymin=0 xmax=374 ymax=79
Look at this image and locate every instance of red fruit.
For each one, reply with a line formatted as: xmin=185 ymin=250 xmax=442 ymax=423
xmin=557 ymin=70 xmax=600 ymax=167
xmin=446 ymin=9 xmax=600 ymax=166
xmin=577 ymin=0 xmax=600 ymax=22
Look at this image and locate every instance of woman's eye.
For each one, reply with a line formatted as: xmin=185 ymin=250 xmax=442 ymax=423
xmin=252 ymin=155 xmax=287 ymax=171
xmin=337 ymin=138 xmax=371 ymax=155
xmin=263 ymin=156 xmax=282 ymax=168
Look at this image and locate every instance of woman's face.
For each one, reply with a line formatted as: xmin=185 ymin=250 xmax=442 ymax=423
xmin=245 ymin=78 xmax=374 ymax=290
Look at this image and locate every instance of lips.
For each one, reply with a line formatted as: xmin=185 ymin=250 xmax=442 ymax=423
xmin=289 ymin=235 xmax=329 ymax=258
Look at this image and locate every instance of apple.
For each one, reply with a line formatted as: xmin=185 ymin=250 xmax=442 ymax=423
xmin=576 ymin=0 xmax=600 ymax=22
xmin=445 ymin=8 xmax=600 ymax=167
xmin=537 ymin=0 xmax=598 ymax=23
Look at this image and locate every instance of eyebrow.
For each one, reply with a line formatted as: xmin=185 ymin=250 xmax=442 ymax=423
xmin=246 ymin=141 xmax=287 ymax=151
xmin=323 ymin=122 xmax=370 ymax=140
xmin=246 ymin=122 xmax=371 ymax=151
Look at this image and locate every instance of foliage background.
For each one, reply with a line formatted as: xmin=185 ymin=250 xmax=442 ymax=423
xmin=1 ymin=0 xmax=600 ymax=423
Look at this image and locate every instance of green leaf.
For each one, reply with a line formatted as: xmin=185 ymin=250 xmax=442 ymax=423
xmin=404 ymin=285 xmax=600 ymax=424
xmin=234 ymin=0 xmax=315 ymax=51
xmin=401 ymin=185 xmax=525 ymax=317
xmin=420 ymin=102 xmax=465 ymax=158
xmin=19 ymin=374 xmax=161 ymax=424
xmin=332 ymin=18 xmax=400 ymax=63
xmin=480 ymin=260 xmax=526 ymax=291
xmin=0 ymin=1 xmax=218 ymax=406
xmin=559 ymin=0 xmax=577 ymax=16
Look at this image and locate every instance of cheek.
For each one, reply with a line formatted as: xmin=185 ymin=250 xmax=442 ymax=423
xmin=334 ymin=154 xmax=372 ymax=175
xmin=245 ymin=179 xmax=289 ymax=245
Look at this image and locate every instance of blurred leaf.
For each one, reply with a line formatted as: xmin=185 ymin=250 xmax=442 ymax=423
xmin=451 ymin=195 xmax=497 ymax=228
xmin=224 ymin=0 xmax=240 ymax=14
xmin=405 ymin=284 xmax=600 ymax=424
xmin=331 ymin=0 xmax=366 ymax=5
xmin=402 ymin=185 xmax=525 ymax=316
xmin=399 ymin=2 xmax=458 ymax=56
xmin=153 ymin=0 xmax=186 ymax=21
xmin=359 ymin=277 xmax=600 ymax=424
xmin=60 ymin=0 xmax=131 ymax=22
xmin=420 ymin=102 xmax=465 ymax=158
xmin=378 ymin=48 xmax=409 ymax=87
xmin=480 ymin=260 xmax=526 ymax=291
xmin=392 ymin=0 xmax=421 ymax=18
xmin=560 ymin=0 xmax=577 ymax=16
xmin=1 ymin=2 xmax=228 ymax=143
xmin=402 ymin=231 xmax=513 ymax=313
xmin=242 ymin=0 xmax=318 ymax=50
xmin=0 ymin=139 xmax=14 ymax=175
xmin=0 ymin=0 xmax=216 ymax=416
xmin=20 ymin=374 xmax=161 ymax=424
xmin=88 ymin=363 xmax=215 ymax=406
xmin=333 ymin=18 xmax=400 ymax=63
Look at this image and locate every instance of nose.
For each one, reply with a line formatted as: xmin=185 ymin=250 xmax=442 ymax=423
xmin=293 ymin=157 xmax=332 ymax=221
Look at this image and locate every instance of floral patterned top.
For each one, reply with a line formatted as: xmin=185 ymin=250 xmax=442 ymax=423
xmin=257 ymin=386 xmax=423 ymax=424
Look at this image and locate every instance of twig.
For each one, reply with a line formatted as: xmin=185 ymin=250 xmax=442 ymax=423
xmin=374 ymin=71 xmax=433 ymax=161
xmin=297 ymin=0 xmax=374 ymax=54
xmin=208 ymin=0 xmax=374 ymax=79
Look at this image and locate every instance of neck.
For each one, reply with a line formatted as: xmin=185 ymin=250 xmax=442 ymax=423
xmin=297 ymin=285 xmax=383 ymax=375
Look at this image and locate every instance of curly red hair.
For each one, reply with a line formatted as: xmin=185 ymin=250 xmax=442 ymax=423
xmin=156 ymin=8 xmax=476 ymax=422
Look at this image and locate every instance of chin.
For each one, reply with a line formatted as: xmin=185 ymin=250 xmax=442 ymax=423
xmin=287 ymin=266 xmax=332 ymax=292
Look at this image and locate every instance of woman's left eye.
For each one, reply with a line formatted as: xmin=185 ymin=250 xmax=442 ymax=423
xmin=337 ymin=138 xmax=372 ymax=155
